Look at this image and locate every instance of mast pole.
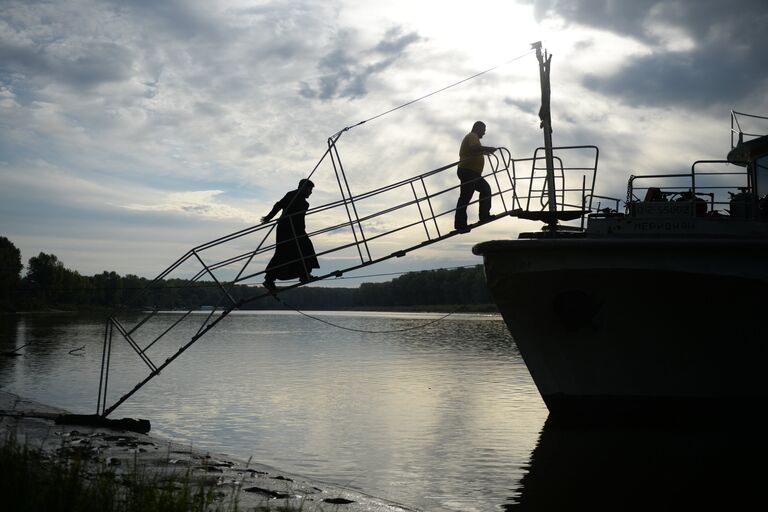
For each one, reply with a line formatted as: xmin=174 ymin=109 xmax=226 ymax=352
xmin=533 ymin=42 xmax=558 ymax=230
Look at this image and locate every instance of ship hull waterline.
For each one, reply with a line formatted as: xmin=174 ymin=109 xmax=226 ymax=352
xmin=474 ymin=238 xmax=768 ymax=426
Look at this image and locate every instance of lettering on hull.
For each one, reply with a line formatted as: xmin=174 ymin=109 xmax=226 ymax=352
xmin=632 ymin=221 xmax=696 ymax=232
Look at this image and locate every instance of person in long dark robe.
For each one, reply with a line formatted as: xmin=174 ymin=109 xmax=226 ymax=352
xmin=261 ymin=179 xmax=319 ymax=291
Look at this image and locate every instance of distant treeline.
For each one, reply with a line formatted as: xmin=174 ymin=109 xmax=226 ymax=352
xmin=0 ymin=236 xmax=495 ymax=312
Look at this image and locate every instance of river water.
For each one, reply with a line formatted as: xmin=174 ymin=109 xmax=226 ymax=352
xmin=0 ymin=311 xmax=547 ymax=511
xmin=3 ymin=311 xmax=765 ymax=511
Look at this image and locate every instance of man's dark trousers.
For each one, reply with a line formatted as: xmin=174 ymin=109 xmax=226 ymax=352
xmin=455 ymin=167 xmax=491 ymax=229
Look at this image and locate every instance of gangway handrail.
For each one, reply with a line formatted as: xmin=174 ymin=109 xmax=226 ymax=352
xmin=232 ymin=185 xmax=517 ymax=285
xmin=163 ymin=153 xmax=568 ymax=287
xmin=139 ymin=166 xmax=513 ymax=284
xmin=113 ymin=147 xmax=587 ymax=321
xmin=180 ymin=151 xmax=542 ymax=286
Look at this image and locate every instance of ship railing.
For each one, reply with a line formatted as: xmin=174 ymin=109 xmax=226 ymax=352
xmin=731 ymin=110 xmax=768 ymax=148
xmin=581 ymin=193 xmax=623 ymax=227
xmin=583 ymin=194 xmax=621 ymax=213
xmin=528 ymin=145 xmax=599 ymax=213
xmin=503 ymin=145 xmax=599 ymax=226
xmin=626 ymin=161 xmax=752 ymax=217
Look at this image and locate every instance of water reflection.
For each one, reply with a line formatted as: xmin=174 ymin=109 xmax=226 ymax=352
xmin=0 ymin=315 xmax=18 ymax=343
xmin=10 ymin=312 xmax=763 ymax=510
xmin=506 ymin=418 xmax=767 ymax=510
xmin=0 ymin=312 xmax=547 ymax=512
xmin=0 ymin=315 xmax=21 ymax=385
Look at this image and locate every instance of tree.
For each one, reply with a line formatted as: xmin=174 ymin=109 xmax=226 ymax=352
xmin=26 ymin=252 xmax=66 ymax=303
xmin=0 ymin=237 xmax=23 ymax=308
xmin=92 ymin=271 xmax=123 ymax=307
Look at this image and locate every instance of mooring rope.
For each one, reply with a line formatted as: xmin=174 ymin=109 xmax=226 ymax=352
xmin=271 ymin=294 xmax=459 ymax=334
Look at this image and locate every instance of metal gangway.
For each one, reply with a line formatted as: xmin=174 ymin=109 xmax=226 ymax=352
xmin=95 ymin=140 xmax=599 ymax=417
xmin=94 ymin=43 xmax=600 ymax=418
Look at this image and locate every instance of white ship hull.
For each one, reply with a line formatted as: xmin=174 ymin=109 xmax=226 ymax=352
xmin=474 ymin=238 xmax=768 ymax=424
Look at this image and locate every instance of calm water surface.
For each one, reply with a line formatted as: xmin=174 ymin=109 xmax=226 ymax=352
xmin=4 ymin=312 xmax=764 ymax=511
xmin=0 ymin=311 xmax=547 ymax=511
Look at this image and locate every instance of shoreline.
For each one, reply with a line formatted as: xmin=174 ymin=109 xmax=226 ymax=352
xmin=2 ymin=303 xmax=499 ymax=316
xmin=0 ymin=390 xmax=418 ymax=512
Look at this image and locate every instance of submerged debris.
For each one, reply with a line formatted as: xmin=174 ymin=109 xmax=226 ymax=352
xmin=243 ymin=486 xmax=292 ymax=499
xmin=324 ymin=497 xmax=356 ymax=504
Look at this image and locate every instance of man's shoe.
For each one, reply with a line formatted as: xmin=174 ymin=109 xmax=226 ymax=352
xmin=454 ymin=225 xmax=470 ymax=233
xmin=263 ymin=280 xmax=277 ymax=292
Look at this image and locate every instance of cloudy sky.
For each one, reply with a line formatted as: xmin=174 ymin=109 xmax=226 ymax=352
xmin=2 ymin=0 xmax=767 ymax=286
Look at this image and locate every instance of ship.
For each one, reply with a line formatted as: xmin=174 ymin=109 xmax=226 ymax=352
xmin=474 ymin=44 xmax=768 ymax=425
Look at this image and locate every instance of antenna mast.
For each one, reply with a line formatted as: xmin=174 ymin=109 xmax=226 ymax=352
xmin=532 ymin=42 xmax=558 ymax=231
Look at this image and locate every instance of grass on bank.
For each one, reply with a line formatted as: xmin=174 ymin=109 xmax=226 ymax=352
xmin=0 ymin=434 xmax=233 ymax=512
xmin=1 ymin=433 xmax=351 ymax=512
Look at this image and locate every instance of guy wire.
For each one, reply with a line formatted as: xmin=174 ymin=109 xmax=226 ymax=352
xmin=335 ymin=47 xmax=537 ymax=136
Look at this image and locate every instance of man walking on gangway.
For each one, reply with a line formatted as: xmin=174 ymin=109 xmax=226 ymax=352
xmin=454 ymin=121 xmax=499 ymax=232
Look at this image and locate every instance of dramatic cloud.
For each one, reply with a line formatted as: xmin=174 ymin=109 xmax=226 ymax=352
xmin=299 ymin=27 xmax=423 ymax=100
xmin=527 ymin=0 xmax=768 ymax=108
xmin=0 ymin=38 xmax=134 ymax=89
